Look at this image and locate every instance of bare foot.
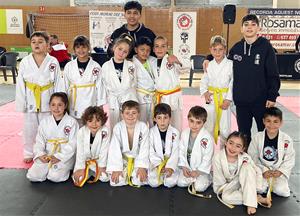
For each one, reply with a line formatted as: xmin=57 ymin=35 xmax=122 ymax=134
xmin=23 ymin=158 xmax=33 ymax=163
xmin=257 ymin=194 xmax=272 ymax=208
xmin=247 ymin=206 xmax=256 ymax=215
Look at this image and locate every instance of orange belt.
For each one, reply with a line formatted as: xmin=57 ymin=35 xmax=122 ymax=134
xmin=155 ymin=86 xmax=181 ymax=104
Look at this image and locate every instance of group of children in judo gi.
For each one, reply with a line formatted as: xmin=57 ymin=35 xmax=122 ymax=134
xmin=15 ymin=17 xmax=294 ymax=215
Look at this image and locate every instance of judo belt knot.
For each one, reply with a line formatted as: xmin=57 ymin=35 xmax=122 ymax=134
xmin=157 ymin=156 xmax=169 ymax=186
xmin=123 ymin=155 xmax=140 ymax=188
xmin=188 ymin=183 xmax=212 ymax=199
xmin=74 ymin=158 xmax=100 ymax=188
xmin=46 ymin=138 xmax=68 ymax=168
xmin=155 ymin=86 xmax=181 ymax=105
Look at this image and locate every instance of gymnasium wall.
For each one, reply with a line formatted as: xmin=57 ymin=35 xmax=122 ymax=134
xmin=0 ymin=5 xmax=248 ymax=55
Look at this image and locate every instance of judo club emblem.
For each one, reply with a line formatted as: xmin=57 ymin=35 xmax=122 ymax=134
xmin=64 ymin=126 xmax=71 ymax=136
xmin=200 ymin=138 xmax=208 ymax=149
xmin=49 ymin=63 xmax=56 ymax=72
xmin=128 ymin=66 xmax=135 ymax=75
xmin=102 ymin=131 xmax=108 ymax=139
xmin=294 ymin=58 xmax=300 ymax=73
xmin=166 ymin=62 xmax=174 ymax=70
xmin=92 ymin=67 xmax=100 ymax=76
xmin=177 ymin=14 xmax=193 ymax=30
xmin=242 ymin=157 xmax=248 ymax=164
xmin=179 ymin=44 xmax=190 ymax=57
xmin=284 ymin=140 xmax=289 ymax=150
xmin=263 ymin=146 xmax=276 ymax=160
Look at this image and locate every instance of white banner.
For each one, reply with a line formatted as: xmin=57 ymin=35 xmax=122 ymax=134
xmin=249 ymin=8 xmax=300 ymax=50
xmin=173 ymin=12 xmax=197 ymax=60
xmin=1 ymin=9 xmax=23 ymax=34
xmin=89 ymin=10 xmax=126 ymax=52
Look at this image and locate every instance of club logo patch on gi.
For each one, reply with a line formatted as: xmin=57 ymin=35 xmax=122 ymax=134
xmin=284 ymin=140 xmax=290 ymax=150
xmin=92 ymin=67 xmax=100 ymax=76
xmin=64 ymin=126 xmax=71 ymax=136
xmin=128 ymin=66 xmax=135 ymax=75
xmin=166 ymin=62 xmax=174 ymax=70
xmin=102 ymin=131 xmax=108 ymax=139
xmin=49 ymin=63 xmax=56 ymax=72
xmin=177 ymin=13 xmax=193 ymax=30
xmin=242 ymin=157 xmax=248 ymax=164
xmin=233 ymin=54 xmax=242 ymax=62
xmin=200 ymin=138 xmax=208 ymax=149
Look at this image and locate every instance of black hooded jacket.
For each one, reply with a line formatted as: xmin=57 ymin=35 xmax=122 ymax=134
xmin=228 ymin=37 xmax=280 ymax=105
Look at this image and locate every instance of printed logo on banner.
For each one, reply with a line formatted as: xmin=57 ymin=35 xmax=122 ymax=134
xmin=177 ymin=14 xmax=193 ymax=30
xmin=294 ymin=58 xmax=300 ymax=73
xmin=179 ymin=44 xmax=190 ymax=57
xmin=180 ymin=32 xmax=189 ymax=43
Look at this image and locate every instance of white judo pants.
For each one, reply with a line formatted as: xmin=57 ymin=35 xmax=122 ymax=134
xmin=258 ymin=175 xmax=290 ymax=197
xmin=177 ymin=170 xmax=211 ymax=192
xmin=26 ymin=159 xmax=71 ymax=182
xmin=148 ymin=167 xmax=179 ymax=188
xmin=109 ymin=167 xmax=148 ymax=187
xmin=23 ymin=112 xmax=50 ymax=158
xmin=139 ymin=103 xmax=154 ymax=128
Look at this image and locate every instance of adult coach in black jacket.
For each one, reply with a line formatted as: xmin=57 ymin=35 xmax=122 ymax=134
xmin=108 ymin=1 xmax=156 ymax=59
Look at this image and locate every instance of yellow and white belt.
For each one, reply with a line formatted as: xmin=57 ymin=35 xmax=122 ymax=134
xmin=70 ymin=83 xmax=96 ymax=109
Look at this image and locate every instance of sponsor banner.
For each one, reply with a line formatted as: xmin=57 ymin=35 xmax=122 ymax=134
xmin=89 ymin=10 xmax=126 ymax=52
xmin=173 ymin=12 xmax=197 ymax=60
xmin=0 ymin=9 xmax=23 ymax=34
xmin=249 ymin=8 xmax=300 ymax=50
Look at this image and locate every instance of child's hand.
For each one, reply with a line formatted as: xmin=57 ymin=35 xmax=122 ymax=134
xmin=263 ymin=170 xmax=273 ymax=179
xmin=99 ymin=167 xmax=107 ymax=177
xmin=203 ymin=60 xmax=209 ymax=72
xmin=165 ymin=168 xmax=174 ymax=178
xmin=272 ymin=170 xmax=282 ymax=178
xmin=38 ymin=154 xmax=50 ymax=163
xmin=111 ymin=171 xmax=123 ymax=184
xmin=50 ymin=156 xmax=60 ymax=165
xmin=220 ymin=99 xmax=231 ymax=110
xmin=182 ymin=167 xmax=191 ymax=178
xmin=73 ymin=169 xmax=85 ymax=184
xmin=167 ymin=55 xmax=182 ymax=66
xmin=204 ymin=91 xmax=213 ymax=103
xmin=137 ymin=168 xmax=148 ymax=182
xmin=265 ymin=100 xmax=276 ymax=108
xmin=190 ymin=170 xmax=201 ymax=178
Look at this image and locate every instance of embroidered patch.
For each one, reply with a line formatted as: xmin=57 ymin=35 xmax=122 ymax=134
xmin=128 ymin=66 xmax=135 ymax=75
xmin=64 ymin=126 xmax=71 ymax=136
xmin=102 ymin=131 xmax=107 ymax=139
xmin=172 ymin=133 xmax=176 ymax=142
xmin=200 ymin=138 xmax=208 ymax=149
xmin=242 ymin=157 xmax=248 ymax=164
xmin=49 ymin=63 xmax=56 ymax=72
xmin=284 ymin=140 xmax=290 ymax=150
xmin=166 ymin=62 xmax=174 ymax=70
xmin=92 ymin=67 xmax=100 ymax=76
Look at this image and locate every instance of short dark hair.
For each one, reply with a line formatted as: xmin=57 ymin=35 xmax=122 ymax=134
xmin=81 ymin=106 xmax=108 ymax=126
xmin=135 ymin=36 xmax=153 ymax=48
xmin=124 ymin=1 xmax=142 ymax=13
xmin=121 ymin=100 xmax=140 ymax=113
xmin=30 ymin=31 xmax=49 ymax=43
xmin=73 ymin=35 xmax=90 ymax=50
xmin=242 ymin=14 xmax=259 ymax=25
xmin=263 ymin=107 xmax=283 ymax=121
xmin=187 ymin=106 xmax=207 ymax=123
xmin=154 ymin=103 xmax=171 ymax=118
xmin=49 ymin=92 xmax=69 ymax=114
xmin=227 ymin=131 xmax=248 ymax=151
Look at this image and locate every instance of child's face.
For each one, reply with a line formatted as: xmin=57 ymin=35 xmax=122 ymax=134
xmin=153 ymin=39 xmax=168 ymax=59
xmin=241 ymin=20 xmax=260 ymax=39
xmin=86 ymin=115 xmax=102 ymax=135
xmin=31 ymin=36 xmax=48 ymax=55
xmin=135 ymin=44 xmax=151 ymax=63
xmin=188 ymin=116 xmax=204 ymax=134
xmin=50 ymin=36 xmax=58 ymax=46
xmin=124 ymin=9 xmax=141 ymax=27
xmin=122 ymin=107 xmax=139 ymax=126
xmin=263 ymin=115 xmax=282 ymax=135
xmin=225 ymin=136 xmax=244 ymax=158
xmin=50 ymin=96 xmax=66 ymax=120
xmin=210 ymin=44 xmax=226 ymax=63
xmin=113 ymin=42 xmax=130 ymax=62
xmin=74 ymin=45 xmax=89 ymax=60
xmin=154 ymin=114 xmax=171 ymax=131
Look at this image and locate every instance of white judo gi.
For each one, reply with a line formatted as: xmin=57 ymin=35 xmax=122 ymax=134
xmin=106 ymin=120 xmax=149 ymax=187
xmin=63 ymin=58 xmax=105 ymax=121
xmin=177 ymin=127 xmax=214 ymax=192
xmin=149 ymin=55 xmax=191 ymax=131
xmin=101 ymin=59 xmax=138 ymax=129
xmin=200 ymin=57 xmax=233 ymax=145
xmin=74 ymin=125 xmax=110 ymax=183
xmin=15 ymin=53 xmax=64 ymax=158
xmin=26 ymin=113 xmax=79 ymax=182
xmin=148 ymin=124 xmax=180 ymax=188
xmin=213 ymin=149 xmax=263 ymax=208
xmin=133 ymin=56 xmax=156 ymax=127
xmin=248 ymin=130 xmax=295 ymax=197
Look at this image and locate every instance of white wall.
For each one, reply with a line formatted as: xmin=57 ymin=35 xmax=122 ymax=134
xmin=0 ymin=0 xmax=70 ymax=6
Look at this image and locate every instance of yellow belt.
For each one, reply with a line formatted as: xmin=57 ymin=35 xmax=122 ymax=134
xmin=74 ymin=158 xmax=100 ymax=188
xmin=208 ymin=86 xmax=229 ymax=144
xmin=46 ymin=138 xmax=68 ymax=168
xmin=157 ymin=156 xmax=169 ymax=185
xmin=137 ymin=88 xmax=155 ymax=96
xmin=70 ymin=83 xmax=96 ymax=110
xmin=217 ymin=184 xmax=234 ymax=208
xmin=156 ymin=86 xmax=181 ymax=104
xmin=123 ymin=155 xmax=139 ymax=188
xmin=25 ymin=81 xmax=54 ymax=112
xmin=188 ymin=182 xmax=212 ymax=199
